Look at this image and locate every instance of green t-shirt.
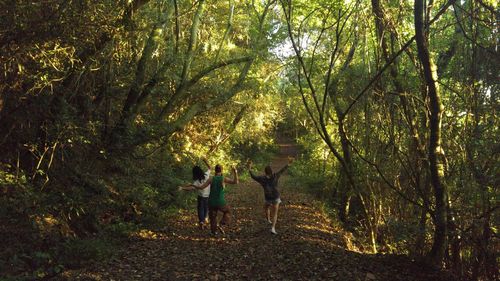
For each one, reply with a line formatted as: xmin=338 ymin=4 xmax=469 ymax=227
xmin=208 ymin=175 xmax=226 ymax=207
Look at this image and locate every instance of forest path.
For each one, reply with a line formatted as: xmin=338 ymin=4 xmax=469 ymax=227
xmin=61 ymin=137 xmax=447 ymax=281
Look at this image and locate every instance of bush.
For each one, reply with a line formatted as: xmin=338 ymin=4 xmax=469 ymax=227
xmin=58 ymin=237 xmax=117 ymax=268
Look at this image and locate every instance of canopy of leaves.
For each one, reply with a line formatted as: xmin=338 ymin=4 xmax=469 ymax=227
xmin=0 ymin=0 xmax=497 ymax=280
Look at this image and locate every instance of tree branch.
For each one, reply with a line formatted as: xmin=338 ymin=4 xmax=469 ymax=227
xmin=342 ymin=0 xmax=457 ymax=119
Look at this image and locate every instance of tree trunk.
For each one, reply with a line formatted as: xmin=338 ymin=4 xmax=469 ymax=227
xmin=372 ymin=0 xmax=430 ymax=257
xmin=337 ymin=118 xmax=352 ymax=223
xmin=414 ymin=0 xmax=448 ymax=267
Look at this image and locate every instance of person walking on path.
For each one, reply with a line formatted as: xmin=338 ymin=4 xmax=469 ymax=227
xmin=194 ymin=164 xmax=239 ymax=235
xmin=247 ymin=158 xmax=293 ymax=234
xmin=178 ymin=158 xmax=212 ymax=229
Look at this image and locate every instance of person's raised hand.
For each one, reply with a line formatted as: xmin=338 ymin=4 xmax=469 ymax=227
xmin=201 ymin=156 xmax=210 ymax=165
xmin=246 ymin=159 xmax=253 ymax=169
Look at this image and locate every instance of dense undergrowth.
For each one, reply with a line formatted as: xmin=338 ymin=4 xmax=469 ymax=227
xmin=1 ymin=138 xmax=277 ymax=280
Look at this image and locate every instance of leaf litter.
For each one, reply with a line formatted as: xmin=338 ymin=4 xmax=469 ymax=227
xmin=59 ymin=144 xmax=450 ymax=281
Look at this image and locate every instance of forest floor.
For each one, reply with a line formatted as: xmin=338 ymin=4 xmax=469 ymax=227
xmin=59 ymin=138 xmax=450 ymax=281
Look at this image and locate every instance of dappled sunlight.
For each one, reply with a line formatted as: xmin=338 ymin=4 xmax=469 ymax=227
xmin=233 ymin=217 xmax=254 ymax=224
xmin=286 ymin=204 xmax=314 ymax=211
xmin=292 ymin=235 xmax=343 ymax=251
xmin=132 ymin=229 xmax=165 ymax=240
xmin=296 ymin=223 xmax=335 ymax=235
xmin=286 ymin=204 xmax=333 ymax=224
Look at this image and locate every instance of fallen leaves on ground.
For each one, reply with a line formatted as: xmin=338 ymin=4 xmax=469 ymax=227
xmin=59 ymin=143 xmax=450 ymax=281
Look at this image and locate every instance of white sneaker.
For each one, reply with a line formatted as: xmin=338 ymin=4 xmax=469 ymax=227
xmin=271 ymin=228 xmax=277 ymax=235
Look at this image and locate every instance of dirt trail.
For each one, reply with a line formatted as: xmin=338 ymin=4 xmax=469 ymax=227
xmin=61 ymin=138 xmax=448 ymax=281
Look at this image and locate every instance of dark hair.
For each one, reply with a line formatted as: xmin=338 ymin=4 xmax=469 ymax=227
xmin=264 ymin=165 xmax=273 ymax=176
xmin=215 ymin=164 xmax=222 ymax=173
xmin=192 ymin=165 xmax=206 ymax=182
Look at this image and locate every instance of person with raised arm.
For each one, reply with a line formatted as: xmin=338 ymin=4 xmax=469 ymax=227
xmin=178 ymin=158 xmax=212 ymax=229
xmin=194 ymin=164 xmax=238 ymax=235
xmin=247 ymin=157 xmax=293 ymax=234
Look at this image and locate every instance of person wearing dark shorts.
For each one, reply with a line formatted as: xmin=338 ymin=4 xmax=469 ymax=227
xmin=247 ymin=158 xmax=293 ymax=234
xmin=195 ymin=164 xmax=238 ymax=235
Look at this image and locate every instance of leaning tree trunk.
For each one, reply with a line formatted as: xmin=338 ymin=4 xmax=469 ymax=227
xmin=414 ymin=0 xmax=448 ymax=267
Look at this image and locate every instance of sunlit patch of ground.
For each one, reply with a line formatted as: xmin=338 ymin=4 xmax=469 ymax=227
xmin=131 ymin=229 xmax=166 ymax=240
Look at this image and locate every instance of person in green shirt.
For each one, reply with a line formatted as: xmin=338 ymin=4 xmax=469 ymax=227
xmin=195 ymin=164 xmax=239 ymax=235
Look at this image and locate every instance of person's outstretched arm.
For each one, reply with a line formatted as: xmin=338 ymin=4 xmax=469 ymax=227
xmin=247 ymin=161 xmax=268 ymax=186
xmin=202 ymin=157 xmax=211 ymax=170
xmin=247 ymin=161 xmax=260 ymax=182
xmin=276 ymin=157 xmax=294 ymax=177
xmin=193 ymin=177 xmax=212 ymax=190
xmin=178 ymin=184 xmax=196 ymax=191
xmin=224 ymin=166 xmax=239 ymax=184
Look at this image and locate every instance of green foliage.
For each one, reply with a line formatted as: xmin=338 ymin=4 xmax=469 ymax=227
xmin=1 ymin=0 xmax=286 ymax=278
xmin=287 ymin=134 xmax=337 ymax=201
xmin=58 ymin=237 xmax=117 ymax=268
xmin=1 ymin=0 xmax=497 ymax=279
xmin=289 ymin=162 xmax=331 ymax=200
xmin=278 ymin=0 xmax=498 ymax=278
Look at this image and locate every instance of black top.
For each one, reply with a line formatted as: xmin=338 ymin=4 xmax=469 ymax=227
xmin=249 ymin=165 xmax=288 ymax=200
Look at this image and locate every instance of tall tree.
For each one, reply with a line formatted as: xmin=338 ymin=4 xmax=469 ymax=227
xmin=414 ymin=0 xmax=448 ymax=267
